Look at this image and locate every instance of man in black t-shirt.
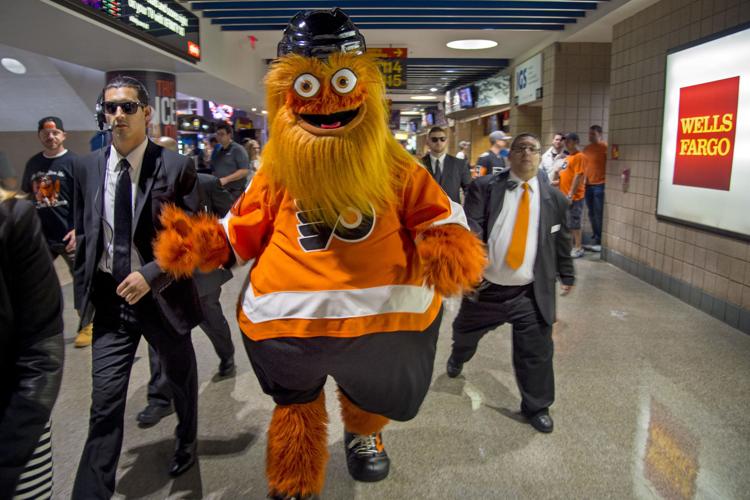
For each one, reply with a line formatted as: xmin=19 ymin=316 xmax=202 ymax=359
xmin=22 ymin=116 xmax=92 ymax=347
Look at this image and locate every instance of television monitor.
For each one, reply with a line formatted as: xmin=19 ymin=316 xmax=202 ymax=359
xmin=458 ymin=86 xmax=475 ymax=109
xmin=485 ymin=114 xmax=499 ymax=135
xmin=425 ymin=112 xmax=435 ymax=126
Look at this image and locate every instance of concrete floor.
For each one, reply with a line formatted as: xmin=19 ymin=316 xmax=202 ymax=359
xmin=50 ymin=253 xmax=750 ymax=499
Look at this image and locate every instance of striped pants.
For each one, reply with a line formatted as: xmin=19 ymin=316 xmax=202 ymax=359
xmin=13 ymin=422 xmax=52 ymax=500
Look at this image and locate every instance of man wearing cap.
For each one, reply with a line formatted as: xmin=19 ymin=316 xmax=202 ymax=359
xmin=22 ymin=117 xmax=93 ymax=347
xmin=477 ymin=131 xmax=510 ymax=176
xmin=421 ymin=126 xmax=472 ymax=204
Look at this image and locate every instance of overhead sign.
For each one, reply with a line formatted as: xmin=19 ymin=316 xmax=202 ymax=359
xmin=514 ymin=53 xmax=543 ymax=105
xmin=50 ymin=0 xmax=200 ymax=62
xmin=657 ymin=24 xmax=750 ymax=239
xmin=368 ymin=48 xmax=408 ymax=89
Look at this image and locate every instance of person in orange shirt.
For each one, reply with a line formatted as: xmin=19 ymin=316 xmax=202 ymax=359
xmin=583 ymin=125 xmax=607 ymax=251
xmin=558 ymin=133 xmax=586 ymax=258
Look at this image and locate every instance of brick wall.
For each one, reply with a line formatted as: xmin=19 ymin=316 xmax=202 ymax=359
xmin=605 ymin=0 xmax=750 ymax=331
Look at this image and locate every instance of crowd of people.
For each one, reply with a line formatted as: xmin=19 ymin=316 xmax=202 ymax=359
xmin=0 ymin=48 xmax=606 ymax=500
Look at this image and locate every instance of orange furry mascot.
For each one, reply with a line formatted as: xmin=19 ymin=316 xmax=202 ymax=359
xmin=154 ymin=8 xmax=485 ymax=499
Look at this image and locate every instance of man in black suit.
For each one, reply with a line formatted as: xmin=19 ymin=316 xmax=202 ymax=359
xmin=446 ymin=133 xmax=575 ymax=433
xmin=421 ymin=126 xmax=472 ymax=204
xmin=72 ymin=76 xmax=202 ymax=498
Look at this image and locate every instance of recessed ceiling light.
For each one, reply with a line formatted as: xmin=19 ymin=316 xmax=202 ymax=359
xmin=251 ymin=107 xmax=257 ymax=112
xmin=400 ymin=111 xmax=421 ymax=116
xmin=1 ymin=58 xmax=26 ymax=74
xmin=446 ymin=39 xmax=498 ymax=50
xmin=261 ymin=110 xmax=268 ymax=114
xmin=411 ymin=95 xmax=437 ymax=101
xmin=430 ymin=87 xmax=438 ymax=92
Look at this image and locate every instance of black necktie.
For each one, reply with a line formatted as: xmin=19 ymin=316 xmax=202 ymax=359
xmin=433 ymin=159 xmax=441 ymax=181
xmin=113 ymin=158 xmax=132 ymax=283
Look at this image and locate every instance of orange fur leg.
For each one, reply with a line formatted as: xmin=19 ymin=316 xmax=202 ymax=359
xmin=337 ymin=389 xmax=389 ymax=435
xmin=154 ymin=204 xmax=200 ymax=278
xmin=267 ymin=391 xmax=329 ymax=497
xmin=418 ymin=224 xmax=487 ymax=297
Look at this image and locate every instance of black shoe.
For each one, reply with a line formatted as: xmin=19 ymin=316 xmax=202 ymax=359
xmin=217 ymin=358 xmax=236 ymax=378
xmin=136 ymin=403 xmax=174 ymax=427
xmin=344 ymin=431 xmax=390 ymax=482
xmin=268 ymin=493 xmax=317 ymax=500
xmin=527 ymin=411 xmax=554 ymax=433
xmin=168 ymin=441 xmax=196 ymax=477
xmin=446 ymin=355 xmax=464 ymax=378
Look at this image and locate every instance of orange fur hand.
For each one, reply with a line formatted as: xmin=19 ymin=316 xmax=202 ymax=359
xmin=418 ymin=224 xmax=487 ymax=297
xmin=337 ymin=389 xmax=389 ymax=435
xmin=267 ymin=391 xmax=329 ymax=497
xmin=154 ymin=205 xmax=230 ymax=278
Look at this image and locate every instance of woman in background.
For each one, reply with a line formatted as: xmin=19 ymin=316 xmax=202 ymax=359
xmin=0 ymin=187 xmax=64 ymax=499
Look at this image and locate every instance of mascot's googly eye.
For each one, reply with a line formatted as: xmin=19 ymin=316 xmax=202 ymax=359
xmin=331 ymin=68 xmax=357 ymax=94
xmin=294 ymin=74 xmax=321 ymax=98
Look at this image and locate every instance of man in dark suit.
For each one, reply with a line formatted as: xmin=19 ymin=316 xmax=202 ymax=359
xmin=137 ymin=172 xmax=237 ymax=426
xmin=421 ymin=126 xmax=472 ymax=204
xmin=72 ymin=76 xmax=202 ymax=498
xmin=445 ymin=133 xmax=575 ymax=433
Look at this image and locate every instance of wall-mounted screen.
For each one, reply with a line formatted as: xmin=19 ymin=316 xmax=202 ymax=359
xmin=458 ymin=86 xmax=475 ymax=109
xmin=657 ymin=23 xmax=750 ymax=240
xmin=50 ymin=0 xmax=200 ymax=62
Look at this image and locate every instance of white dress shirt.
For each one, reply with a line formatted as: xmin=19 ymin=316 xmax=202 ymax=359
xmin=429 ymin=152 xmax=446 ymax=177
xmin=98 ymin=138 xmax=148 ymax=275
xmin=484 ymin=173 xmax=541 ymax=286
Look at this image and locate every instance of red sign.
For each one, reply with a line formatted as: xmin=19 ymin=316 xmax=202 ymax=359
xmin=187 ymin=41 xmax=201 ymax=59
xmin=673 ymin=76 xmax=739 ymax=191
xmin=368 ymin=47 xmax=407 ymax=59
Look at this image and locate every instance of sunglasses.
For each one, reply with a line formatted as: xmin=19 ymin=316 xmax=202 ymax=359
xmin=103 ymin=101 xmax=145 ymax=115
xmin=430 ymin=137 xmax=447 ymax=143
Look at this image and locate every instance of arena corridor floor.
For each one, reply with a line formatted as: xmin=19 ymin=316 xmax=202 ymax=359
xmin=51 ymin=253 xmax=750 ymax=499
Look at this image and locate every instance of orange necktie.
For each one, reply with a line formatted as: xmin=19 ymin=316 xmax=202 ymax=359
xmin=505 ymin=182 xmax=530 ymax=270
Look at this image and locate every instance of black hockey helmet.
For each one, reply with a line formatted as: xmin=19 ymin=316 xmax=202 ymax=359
xmin=277 ymin=8 xmax=366 ymax=59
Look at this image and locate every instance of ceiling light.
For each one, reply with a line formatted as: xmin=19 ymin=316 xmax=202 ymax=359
xmin=251 ymin=107 xmax=257 ymax=112
xmin=446 ymin=39 xmax=498 ymax=50
xmin=1 ymin=58 xmax=26 ymax=74
xmin=410 ymin=95 xmax=437 ymax=101
xmin=261 ymin=110 xmax=268 ymax=114
xmin=430 ymin=87 xmax=438 ymax=92
xmin=400 ymin=111 xmax=421 ymax=116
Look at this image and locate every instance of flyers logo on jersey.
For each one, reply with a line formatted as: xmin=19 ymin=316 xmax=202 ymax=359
xmin=296 ymin=202 xmax=375 ymax=252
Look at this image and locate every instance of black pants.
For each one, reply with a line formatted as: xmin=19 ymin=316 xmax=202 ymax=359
xmin=147 ymin=287 xmax=235 ymax=407
xmin=72 ymin=272 xmax=198 ymax=500
xmin=451 ymin=283 xmax=554 ymax=416
xmin=242 ymin=308 xmax=442 ymax=422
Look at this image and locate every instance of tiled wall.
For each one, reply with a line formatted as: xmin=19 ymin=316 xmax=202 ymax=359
xmin=605 ymin=0 xmax=750 ymax=333
xmin=538 ymin=42 xmax=611 ymax=145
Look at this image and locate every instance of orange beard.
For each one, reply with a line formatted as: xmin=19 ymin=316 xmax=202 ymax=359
xmin=261 ymin=53 xmax=416 ymax=228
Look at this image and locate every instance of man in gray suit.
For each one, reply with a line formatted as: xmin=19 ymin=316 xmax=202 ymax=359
xmin=421 ymin=126 xmax=472 ymax=204
xmin=445 ymin=133 xmax=575 ymax=434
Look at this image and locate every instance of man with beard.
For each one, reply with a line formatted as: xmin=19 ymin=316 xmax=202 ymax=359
xmin=151 ymin=8 xmax=486 ymax=499
xmin=22 ymin=117 xmax=93 ymax=347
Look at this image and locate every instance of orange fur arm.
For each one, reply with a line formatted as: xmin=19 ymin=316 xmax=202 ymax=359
xmin=418 ymin=224 xmax=487 ymax=297
xmin=153 ymin=205 xmax=230 ymax=278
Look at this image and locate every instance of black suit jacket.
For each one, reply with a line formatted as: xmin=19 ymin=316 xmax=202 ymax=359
xmin=464 ymin=170 xmax=575 ymax=326
xmin=73 ymin=140 xmax=202 ymax=335
xmin=421 ymin=154 xmax=472 ymax=204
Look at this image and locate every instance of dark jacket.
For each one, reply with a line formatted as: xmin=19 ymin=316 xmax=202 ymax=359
xmin=0 ymin=198 xmax=64 ymax=498
xmin=464 ymin=170 xmax=575 ymax=325
xmin=194 ymin=173 xmax=233 ymax=296
xmin=73 ymin=140 xmax=202 ymax=334
xmin=421 ymin=153 xmax=472 ymax=204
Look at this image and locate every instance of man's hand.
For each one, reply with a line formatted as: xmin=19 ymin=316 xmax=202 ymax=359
xmin=63 ymin=229 xmax=76 ymax=253
xmin=219 ymin=176 xmax=228 ymax=186
xmin=560 ymin=284 xmax=574 ymax=296
xmin=116 ymin=271 xmax=151 ymax=305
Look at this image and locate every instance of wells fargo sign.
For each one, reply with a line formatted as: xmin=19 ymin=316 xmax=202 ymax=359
xmin=673 ymin=76 xmax=739 ymax=191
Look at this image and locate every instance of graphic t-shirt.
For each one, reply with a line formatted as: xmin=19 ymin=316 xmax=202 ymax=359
xmin=21 ymin=150 xmax=77 ymax=244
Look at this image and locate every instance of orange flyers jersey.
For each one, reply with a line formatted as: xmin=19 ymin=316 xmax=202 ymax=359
xmin=221 ymin=164 xmax=468 ymax=341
